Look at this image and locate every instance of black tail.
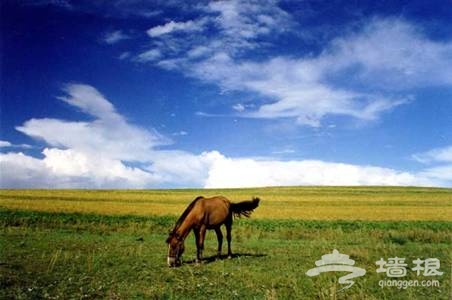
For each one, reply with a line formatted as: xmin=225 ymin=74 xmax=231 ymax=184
xmin=230 ymin=197 xmax=260 ymax=218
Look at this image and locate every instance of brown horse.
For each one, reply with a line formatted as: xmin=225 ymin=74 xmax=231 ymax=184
xmin=166 ymin=196 xmax=260 ymax=267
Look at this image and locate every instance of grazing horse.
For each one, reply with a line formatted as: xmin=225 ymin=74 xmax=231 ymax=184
xmin=166 ymin=196 xmax=260 ymax=267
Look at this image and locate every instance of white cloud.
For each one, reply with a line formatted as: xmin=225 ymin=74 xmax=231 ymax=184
xmin=2 ymin=83 xmax=450 ymax=188
xmin=147 ymin=20 xmax=204 ymax=37
xmin=412 ymin=145 xmax=452 ymax=163
xmin=232 ymin=103 xmax=245 ymax=112
xmin=0 ymin=150 xmax=159 ymax=189
xmin=0 ymin=83 xmax=210 ymax=188
xmin=190 ymin=53 xmax=409 ymax=126
xmin=42 ymin=148 xmax=159 ymax=188
xmin=0 ymin=141 xmax=12 ymax=148
xmin=135 ymin=49 xmax=162 ymax=62
xmin=139 ymin=0 xmax=292 ymax=66
xmin=411 ymin=145 xmax=452 ymax=187
xmin=187 ymin=46 xmax=212 ymax=59
xmin=203 ymin=154 xmax=432 ymax=188
xmin=0 ymin=152 xmax=54 ymax=188
xmin=1 ymin=146 xmax=449 ymax=188
xmin=0 ymin=84 xmax=174 ymax=187
xmin=330 ymin=19 xmax=452 ymax=88
xmin=119 ymin=52 xmax=131 ymax=60
xmin=59 ymin=84 xmax=117 ymax=119
xmin=144 ymin=150 xmax=220 ymax=187
xmin=42 ymin=148 xmax=90 ymax=176
xmin=0 ymin=140 xmax=32 ymax=149
xmin=417 ymin=165 xmax=452 ymax=187
xmin=189 ymin=17 xmax=452 ymax=126
xmin=206 ymin=0 xmax=290 ymax=43
xmin=139 ymin=12 xmax=452 ymax=128
xmin=16 ymin=84 xmax=169 ymax=162
xmin=103 ymin=30 xmax=130 ymax=44
xmin=172 ymin=130 xmax=188 ymax=136
xmin=272 ymin=148 xmax=296 ymax=155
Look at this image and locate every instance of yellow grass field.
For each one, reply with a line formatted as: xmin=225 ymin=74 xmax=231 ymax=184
xmin=1 ymin=186 xmax=451 ymax=299
xmin=1 ymin=186 xmax=451 ymax=220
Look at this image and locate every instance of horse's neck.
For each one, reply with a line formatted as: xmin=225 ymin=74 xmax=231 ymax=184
xmin=174 ymin=215 xmax=194 ymax=241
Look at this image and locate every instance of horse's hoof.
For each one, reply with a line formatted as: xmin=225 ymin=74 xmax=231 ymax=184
xmin=227 ymin=255 xmax=232 ymax=260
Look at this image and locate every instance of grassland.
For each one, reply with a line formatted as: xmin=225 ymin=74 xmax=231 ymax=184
xmin=1 ymin=187 xmax=451 ymax=299
xmin=0 ymin=186 xmax=451 ymax=220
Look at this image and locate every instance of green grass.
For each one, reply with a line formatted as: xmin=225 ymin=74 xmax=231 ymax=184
xmin=1 ymin=187 xmax=451 ymax=299
xmin=1 ymin=209 xmax=451 ymax=299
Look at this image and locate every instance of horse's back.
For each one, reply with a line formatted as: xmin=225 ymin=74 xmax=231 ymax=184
xmin=197 ymin=196 xmax=231 ymax=227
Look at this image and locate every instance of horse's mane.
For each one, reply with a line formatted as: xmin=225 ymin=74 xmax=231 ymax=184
xmin=171 ymin=196 xmax=204 ymax=234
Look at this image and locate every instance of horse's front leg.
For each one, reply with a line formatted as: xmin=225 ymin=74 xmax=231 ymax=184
xmin=193 ymin=228 xmax=201 ymax=264
xmin=196 ymin=225 xmax=207 ymax=264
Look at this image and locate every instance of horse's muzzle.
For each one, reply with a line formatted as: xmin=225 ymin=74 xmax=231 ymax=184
xmin=167 ymin=256 xmax=181 ymax=267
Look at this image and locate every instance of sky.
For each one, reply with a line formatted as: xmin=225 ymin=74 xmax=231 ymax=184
xmin=1 ymin=0 xmax=452 ymax=189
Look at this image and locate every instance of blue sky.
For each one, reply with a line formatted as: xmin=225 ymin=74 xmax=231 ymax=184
xmin=1 ymin=0 xmax=451 ymax=188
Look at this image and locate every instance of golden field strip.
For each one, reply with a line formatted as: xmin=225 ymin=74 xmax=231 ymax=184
xmin=0 ymin=186 xmax=451 ymax=220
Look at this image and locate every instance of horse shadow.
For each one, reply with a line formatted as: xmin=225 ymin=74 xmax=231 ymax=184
xmin=185 ymin=253 xmax=267 ymax=265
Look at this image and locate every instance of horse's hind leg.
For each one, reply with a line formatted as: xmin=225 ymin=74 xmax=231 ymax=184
xmin=215 ymin=227 xmax=223 ymax=259
xmin=225 ymin=219 xmax=232 ymax=259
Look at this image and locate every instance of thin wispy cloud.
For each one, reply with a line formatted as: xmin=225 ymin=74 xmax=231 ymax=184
xmin=132 ymin=2 xmax=452 ymax=128
xmin=147 ymin=20 xmax=205 ymax=37
xmin=199 ymin=18 xmax=450 ymax=125
xmin=0 ymin=141 xmax=12 ymax=148
xmin=413 ymin=145 xmax=452 ymax=164
xmin=172 ymin=130 xmax=188 ymax=136
xmin=136 ymin=0 xmax=292 ymax=67
xmin=411 ymin=145 xmax=452 ymax=187
xmin=0 ymin=140 xmax=32 ymax=149
xmin=205 ymin=0 xmax=291 ymax=50
xmin=232 ymin=103 xmax=245 ymax=112
xmin=118 ymin=52 xmax=131 ymax=60
xmin=103 ymin=30 xmax=130 ymax=44
xmin=135 ymin=49 xmax=162 ymax=63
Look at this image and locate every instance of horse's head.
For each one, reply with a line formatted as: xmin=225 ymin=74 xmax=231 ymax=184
xmin=166 ymin=232 xmax=184 ymax=267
